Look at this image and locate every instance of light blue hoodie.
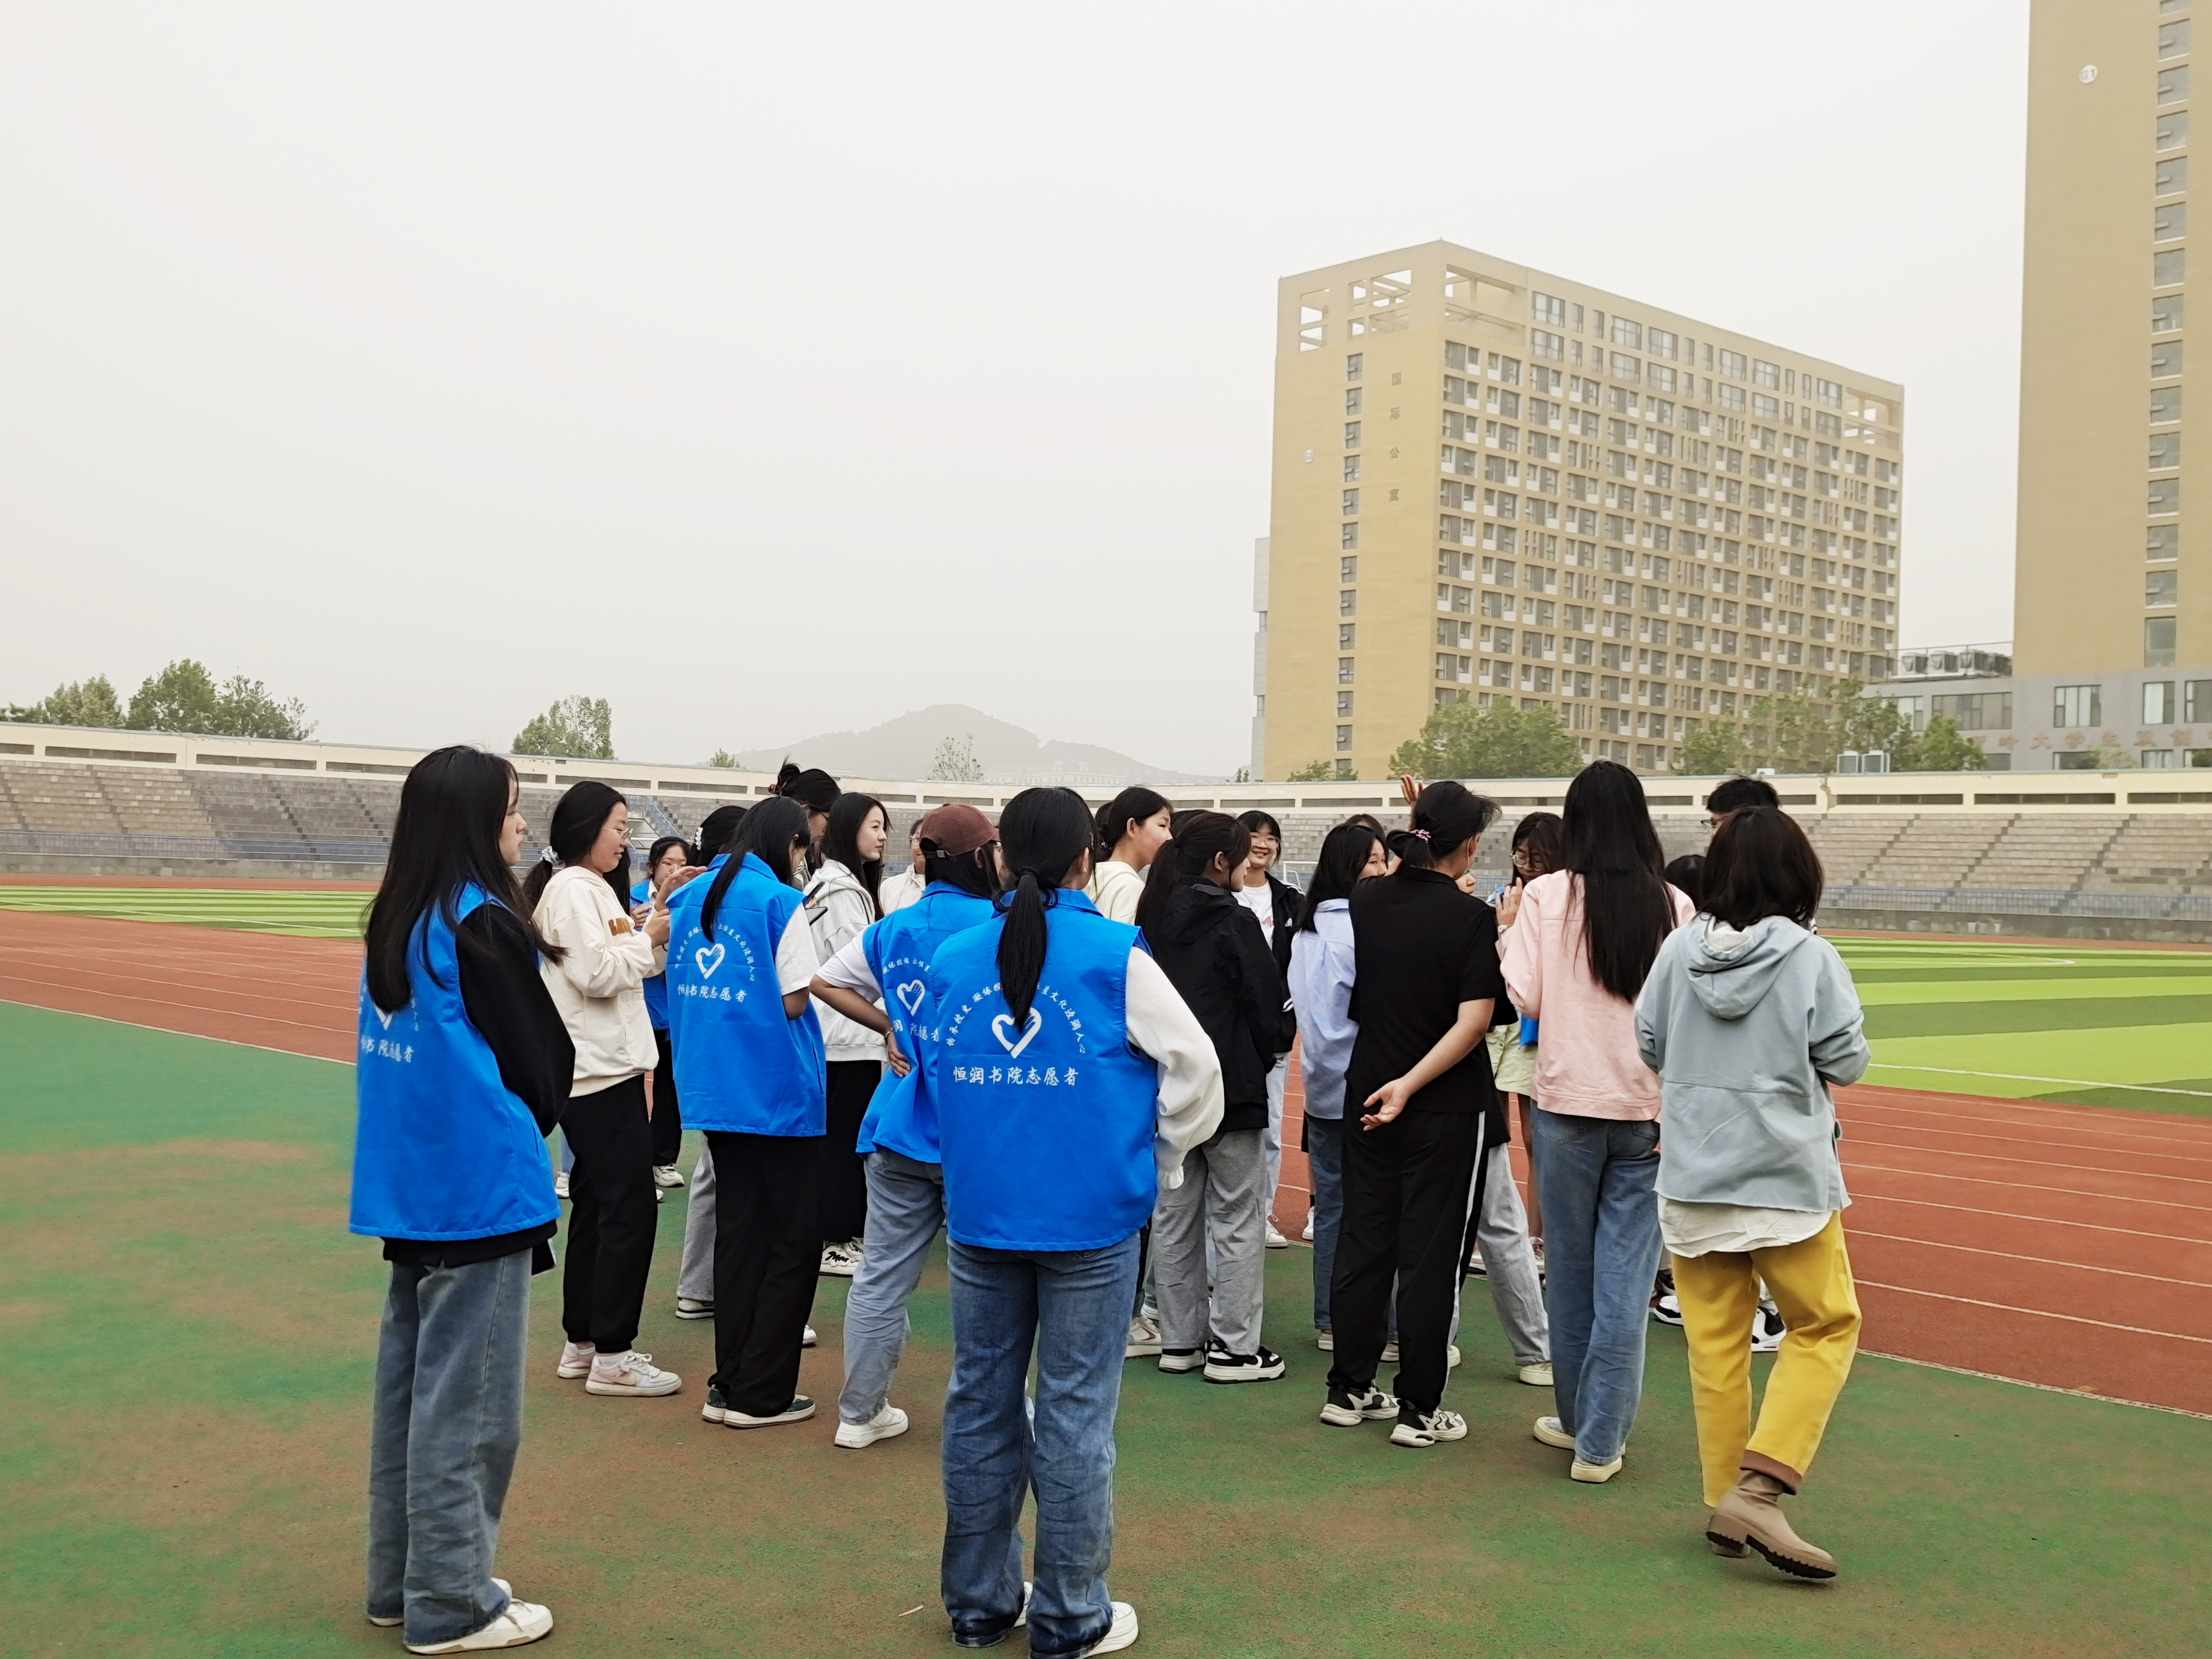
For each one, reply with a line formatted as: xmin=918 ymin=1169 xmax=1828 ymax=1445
xmin=1634 ymin=915 xmax=1869 ymax=1214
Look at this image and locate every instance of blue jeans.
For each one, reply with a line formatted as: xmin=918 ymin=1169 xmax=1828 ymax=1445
xmin=1306 ymin=1115 xmax=1345 ymax=1331
xmin=941 ymin=1232 xmax=1139 ymax=1658
xmin=1535 ymin=1109 xmax=1662 ymax=1465
xmin=839 ymin=1149 xmax=945 ymax=1425
xmin=366 ymin=1250 xmax=531 ymax=1646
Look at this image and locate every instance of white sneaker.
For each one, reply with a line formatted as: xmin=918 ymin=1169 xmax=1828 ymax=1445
xmin=1381 ymin=1340 xmax=1398 ymax=1364
xmin=1532 ymin=1415 xmax=1577 ymax=1449
xmin=1077 ymin=1601 xmax=1140 ymax=1657
xmin=819 ymin=1241 xmax=863 ymax=1277
xmin=1203 ymin=1346 xmax=1286 ymax=1383
xmin=651 ymin=1164 xmax=685 ymax=1189
xmin=404 ymin=1599 xmax=553 ymax=1653
xmin=1124 ymin=1315 xmax=1162 ymax=1358
xmin=1517 ymin=1361 xmax=1555 ymax=1387
xmin=1390 ymin=1408 xmax=1468 ymax=1448
xmin=372 ymin=1580 xmax=508 ymax=1629
xmin=1572 ymin=1455 xmax=1623 ymax=1483
xmin=1650 ymin=1291 xmax=1684 ymax=1327
xmin=552 ymin=1172 xmax=569 ymax=1201
xmin=1449 ymin=1344 xmax=1462 ymax=1370
xmin=1752 ymin=1300 xmax=1787 ymax=1353
xmin=554 ymin=1340 xmax=594 ymax=1380
xmin=803 ymin=1324 xmax=818 ymax=1348
xmin=1314 ymin=1331 xmax=1333 ymax=1352
xmin=724 ymin=1395 xmax=816 ymax=1428
xmin=834 ymin=1403 xmax=910 ymax=1448
xmin=1156 ymin=1348 xmax=1205 ymax=1374
xmin=1264 ymin=1222 xmax=1290 ymax=1249
xmin=674 ymin=1297 xmax=714 ymax=1320
xmin=1301 ymin=1213 xmax=1315 ymax=1242
xmin=585 ymin=1350 xmax=682 ymax=1396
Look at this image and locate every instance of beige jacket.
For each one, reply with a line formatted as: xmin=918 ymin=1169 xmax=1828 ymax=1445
xmin=1090 ymin=859 xmax=1147 ymax=925
xmin=535 ymin=865 xmax=665 ymax=1095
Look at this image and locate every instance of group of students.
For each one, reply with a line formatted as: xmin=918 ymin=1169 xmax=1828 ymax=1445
xmin=350 ymin=746 xmax=1871 ymax=1654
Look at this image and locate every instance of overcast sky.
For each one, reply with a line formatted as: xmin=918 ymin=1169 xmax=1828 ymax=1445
xmin=1 ymin=2 xmax=2026 ymax=776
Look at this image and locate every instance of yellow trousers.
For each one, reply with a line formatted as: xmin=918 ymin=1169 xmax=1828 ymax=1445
xmin=1671 ymin=1213 xmax=1861 ymax=1508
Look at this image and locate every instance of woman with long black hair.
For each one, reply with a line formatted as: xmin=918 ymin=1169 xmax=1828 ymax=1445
xmin=1137 ymin=810 xmax=1288 ymax=1383
xmin=1502 ymin=760 xmax=1694 ymax=1484
xmin=1287 ymin=819 xmax=1387 ymax=1348
xmin=355 ymin=746 xmax=569 ymax=1651
xmin=1089 ymin=785 xmax=1172 ymax=924
xmin=665 ymin=797 xmax=829 ymax=1429
xmin=931 ymin=787 xmax=1222 ymax=1657
xmin=523 ymin=782 xmax=676 ymax=1400
xmin=1322 ymin=782 xmax=1508 ymax=1450
xmin=807 ymin=792 xmax=890 ymax=1275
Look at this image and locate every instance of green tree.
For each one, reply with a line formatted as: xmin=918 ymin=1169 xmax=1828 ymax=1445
xmin=3 ymin=675 xmax=124 ymax=727
xmin=1388 ymin=698 xmax=1583 ymax=780
xmin=1285 ymin=758 xmax=1334 ymax=782
xmin=1834 ymin=678 xmax=1910 ymax=761
xmin=707 ymin=748 xmax=739 ymax=769
xmin=1746 ymin=688 xmax=1839 ymax=773
xmin=513 ymin=695 xmax=614 ymax=759
xmin=125 ymin=660 xmax=314 ymax=739
xmin=1893 ymin=714 xmax=1989 ymax=772
xmin=1677 ymin=719 xmax=1750 ymax=776
xmin=928 ymin=732 xmax=983 ymax=782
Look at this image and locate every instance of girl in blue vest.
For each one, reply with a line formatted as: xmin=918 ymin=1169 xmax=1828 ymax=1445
xmin=635 ymin=834 xmax=694 ymax=1188
xmin=928 ymin=787 xmax=1223 ymax=1659
xmin=354 ymin=746 xmax=571 ymax=1654
xmin=665 ymin=797 xmax=830 ymax=1428
xmin=807 ymin=803 xmax=1002 ymax=1450
xmin=672 ymin=805 xmax=749 ymax=1319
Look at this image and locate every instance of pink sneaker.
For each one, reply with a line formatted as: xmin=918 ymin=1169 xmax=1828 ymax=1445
xmin=585 ymin=1350 xmax=682 ymax=1396
xmin=555 ymin=1341 xmax=595 ymax=1380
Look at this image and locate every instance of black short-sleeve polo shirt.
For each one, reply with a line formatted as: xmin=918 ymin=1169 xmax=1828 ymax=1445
xmin=1342 ymin=866 xmax=1510 ymax=1117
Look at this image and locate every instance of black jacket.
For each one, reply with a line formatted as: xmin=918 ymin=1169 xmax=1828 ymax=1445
xmin=1144 ymin=878 xmax=1289 ymax=1128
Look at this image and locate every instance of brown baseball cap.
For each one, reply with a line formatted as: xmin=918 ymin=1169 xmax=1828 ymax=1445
xmin=917 ymin=803 xmax=997 ymax=857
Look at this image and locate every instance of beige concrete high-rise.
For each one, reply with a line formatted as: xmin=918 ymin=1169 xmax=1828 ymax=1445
xmin=2016 ymin=1 xmax=2195 ymax=684
xmin=1256 ymin=242 xmax=1904 ymax=781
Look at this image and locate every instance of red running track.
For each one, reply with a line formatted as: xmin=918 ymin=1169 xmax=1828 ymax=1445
xmin=5 ymin=907 xmax=2210 ymax=1414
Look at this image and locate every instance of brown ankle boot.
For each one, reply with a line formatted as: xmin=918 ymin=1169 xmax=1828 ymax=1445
xmin=1707 ymin=1471 xmax=1838 ymax=1579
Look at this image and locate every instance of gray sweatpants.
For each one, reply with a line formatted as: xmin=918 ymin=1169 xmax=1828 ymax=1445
xmin=1151 ymin=1125 xmax=1268 ymax=1356
xmin=677 ymin=1141 xmax=716 ymax=1303
xmin=1471 ymin=1141 xmax=1549 ymax=1366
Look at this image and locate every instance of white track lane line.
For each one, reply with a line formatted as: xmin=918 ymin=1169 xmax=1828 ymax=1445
xmin=1849 ymin=1190 xmax=2212 ymax=1246
xmin=1855 ymin=1280 xmax=2212 ymax=1345
xmin=1864 ymin=1062 xmax=2212 ymax=1099
xmin=1832 ymin=1117 xmax=2212 ymax=1166
xmin=1847 ymin=1229 xmax=2212 ymax=1290
xmin=1839 ymin=1136 xmax=2212 ymax=1188
xmin=1843 ymin=1085 xmax=2212 ymax=1131
xmin=1842 ymin=1159 xmax=2212 ymax=1214
xmin=1840 ymin=1099 xmax=2212 ymax=1151
xmin=0 ymin=997 xmax=350 ymax=1064
xmin=0 ymin=975 xmax=356 ymax=1036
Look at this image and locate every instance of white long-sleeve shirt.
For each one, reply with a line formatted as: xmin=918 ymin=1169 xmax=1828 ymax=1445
xmin=535 ymin=865 xmax=665 ymax=1095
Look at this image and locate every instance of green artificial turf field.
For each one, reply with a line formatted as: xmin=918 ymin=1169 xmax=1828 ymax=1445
xmin=0 ymin=884 xmax=371 ymax=938
xmin=2 ymin=998 xmax=2207 ymax=1659
xmin=1829 ymin=936 xmax=2212 ymax=1113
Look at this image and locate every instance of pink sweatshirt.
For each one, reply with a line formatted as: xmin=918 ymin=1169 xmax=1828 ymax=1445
xmin=1499 ymin=870 xmax=1694 ymax=1121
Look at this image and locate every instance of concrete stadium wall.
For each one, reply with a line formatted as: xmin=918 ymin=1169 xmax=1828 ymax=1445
xmin=1818 ymin=906 xmax=2212 ymax=945
xmin=0 ymin=854 xmax=386 ymax=882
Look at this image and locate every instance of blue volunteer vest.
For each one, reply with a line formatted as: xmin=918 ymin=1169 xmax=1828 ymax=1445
xmin=350 ymin=885 xmax=559 ymax=1241
xmin=631 ymin=877 xmax=669 ymax=1030
xmin=854 ymin=884 xmax=998 ymax=1164
xmin=666 ymin=853 xmax=827 ymax=1136
xmin=928 ymin=889 xmax=1162 ymax=1250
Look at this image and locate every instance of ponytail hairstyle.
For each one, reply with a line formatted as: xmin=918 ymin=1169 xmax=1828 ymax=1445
xmin=821 ymin=793 xmax=887 ymax=915
xmin=925 ymin=842 xmax=1000 ymax=899
xmin=520 ymin=780 xmax=630 ymax=909
xmin=1094 ymin=785 xmax=1170 ymax=861
xmin=697 ymin=803 xmax=748 ymax=857
xmin=1135 ymin=810 xmax=1252 ymax=938
xmin=700 ymin=796 xmax=811 ymax=940
xmin=1510 ymin=811 xmax=1567 ymax=881
xmin=365 ymin=746 xmax=560 ymax=1014
xmin=775 ymin=764 xmax=841 ymax=815
xmin=1562 ymin=759 xmax=1674 ymax=1002
xmin=993 ymin=787 xmax=1095 ymax=1025
xmin=1385 ymin=780 xmax=1498 ymax=872
xmin=1297 ymin=820 xmax=1382 ymax=932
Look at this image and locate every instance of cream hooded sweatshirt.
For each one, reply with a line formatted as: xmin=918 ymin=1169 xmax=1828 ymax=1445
xmin=535 ymin=865 xmax=665 ymax=1095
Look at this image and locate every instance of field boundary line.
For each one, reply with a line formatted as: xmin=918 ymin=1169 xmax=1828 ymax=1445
xmin=1860 ymin=1349 xmax=2212 ymax=1421
xmin=1865 ymin=1063 xmax=2212 ymax=1100
xmin=1849 ymin=1191 xmax=2212 ymax=1246
xmin=1857 ymin=1280 xmax=2212 ymax=1344
xmin=0 ymin=994 xmax=351 ymax=1065
xmin=1848 ymin=1229 xmax=2212 ymax=1290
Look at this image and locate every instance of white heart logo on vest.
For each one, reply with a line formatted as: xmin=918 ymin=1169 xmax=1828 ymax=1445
xmin=896 ymin=980 xmax=926 ymax=1016
xmin=374 ymin=1006 xmax=395 ymax=1031
xmin=991 ymin=1008 xmax=1042 ymax=1058
xmin=696 ymin=942 xmax=726 ymax=979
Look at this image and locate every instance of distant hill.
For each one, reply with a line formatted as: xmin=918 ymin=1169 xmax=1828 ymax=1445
xmin=729 ymin=705 xmax=1221 ymax=787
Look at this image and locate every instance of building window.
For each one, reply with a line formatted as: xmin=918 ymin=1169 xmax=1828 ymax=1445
xmin=2154 ymin=339 xmax=2187 ymax=380
xmin=1531 ymin=329 xmax=1564 ymax=361
xmin=1342 ymin=489 xmax=1360 ymax=515
xmin=2158 ymin=202 xmax=2189 ymax=242
xmin=1340 ymin=555 xmax=1359 ymax=582
xmin=1346 ymin=353 xmax=1363 ymax=382
xmin=2159 ymin=156 xmax=2190 ymax=196
xmin=1342 ymin=455 xmax=1362 ymax=483
xmin=1341 ymin=523 xmax=1359 ymax=551
xmin=1339 ymin=589 xmax=1357 ymax=616
xmin=1338 ymin=623 xmax=1356 ymax=649
xmin=1344 ymin=421 xmax=1362 ymax=449
xmin=1334 ymin=758 xmax=1355 ymax=779
xmin=2147 ymin=681 xmax=2178 ymax=723
xmin=1346 ymin=387 xmax=1364 ymax=415
xmin=2155 ymin=293 xmax=2186 ymax=335
xmin=2148 ymin=616 xmax=2178 ymax=667
xmin=2145 ymin=748 xmax=2178 ymax=769
xmin=2162 ymin=18 xmax=2191 ymax=60
xmin=2152 ymin=432 xmax=2184 ymax=469
xmin=1610 ymin=352 xmax=1640 ymax=382
xmin=1718 ymin=349 xmax=1748 ymax=380
xmin=2151 ymin=476 xmax=2184 ymax=516
xmin=1334 ymin=724 xmax=1353 ymax=752
xmin=2164 ymin=67 xmax=2193 ymax=106
xmin=1816 ymin=378 xmax=1843 ymax=408
xmin=1531 ymin=292 xmax=1565 ymax=327
xmin=1337 ymin=656 xmax=1355 ymax=684
xmin=2055 ymin=684 xmax=2101 ymax=726
xmin=2187 ymin=680 xmax=2212 ymax=722
xmin=2159 ymin=112 xmax=2191 ymax=153
xmin=2149 ymin=569 xmax=2180 ymax=607
xmin=1336 ymin=691 xmax=1355 ymax=717
xmin=2156 ymin=250 xmax=2189 ymax=288
xmin=2151 ymin=524 xmax=2181 ymax=560
xmin=2153 ymin=385 xmax=2185 ymax=424
xmin=1719 ymin=384 xmax=1746 ymax=412
xmin=1753 ymin=361 xmax=1780 ymax=390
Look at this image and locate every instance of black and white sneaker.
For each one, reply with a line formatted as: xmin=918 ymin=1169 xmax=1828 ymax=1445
xmin=1650 ymin=1291 xmax=1684 ymax=1327
xmin=1390 ymin=1407 xmax=1468 ymax=1448
xmin=1319 ymin=1385 xmax=1398 ymax=1426
xmin=1752 ymin=1300 xmax=1787 ymax=1353
xmin=1157 ymin=1348 xmax=1206 ymax=1374
xmin=1204 ymin=1346 xmax=1286 ymax=1383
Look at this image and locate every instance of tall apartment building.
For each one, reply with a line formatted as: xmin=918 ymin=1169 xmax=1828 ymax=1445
xmin=1257 ymin=242 xmax=1904 ymax=781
